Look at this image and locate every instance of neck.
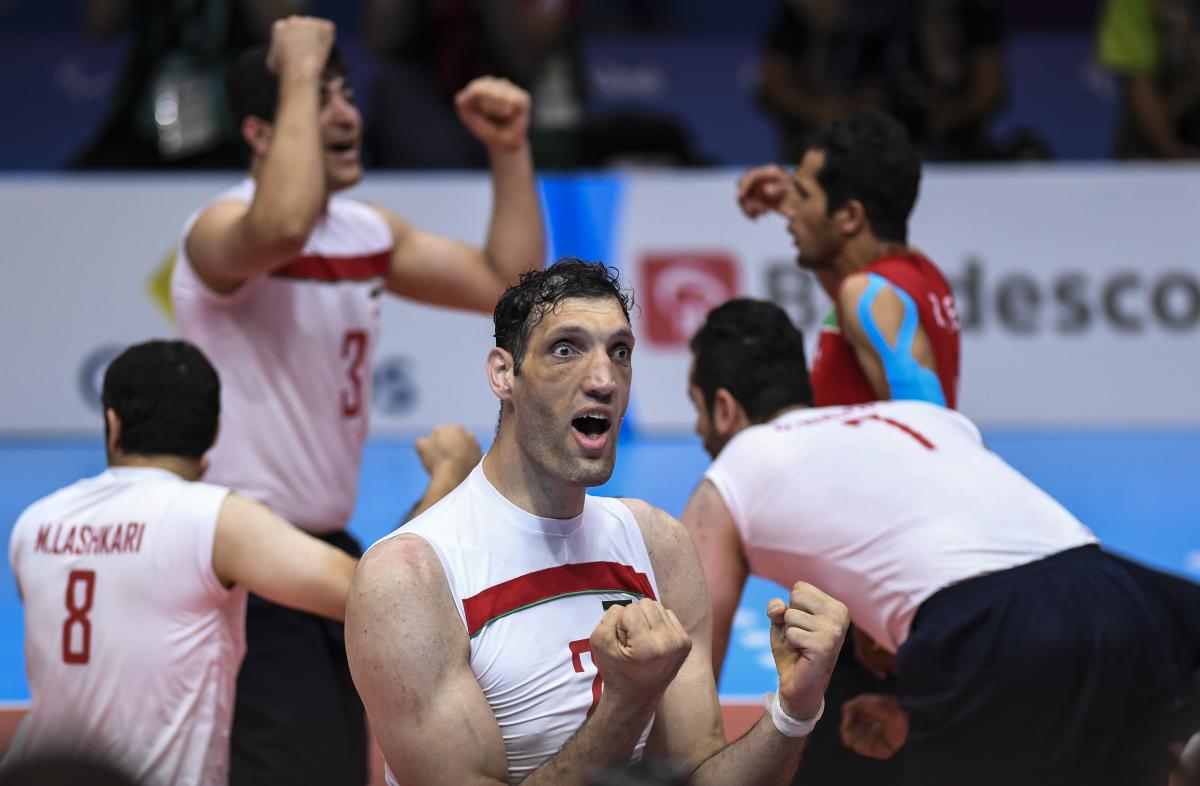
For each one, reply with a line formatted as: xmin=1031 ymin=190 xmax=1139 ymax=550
xmin=109 ymin=453 xmax=204 ymax=482
xmin=482 ymin=427 xmax=587 ymax=520
xmin=823 ymin=237 xmax=909 ymax=298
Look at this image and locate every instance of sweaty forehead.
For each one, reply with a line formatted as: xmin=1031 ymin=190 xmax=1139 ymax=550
xmin=534 ymin=297 xmax=632 ymax=338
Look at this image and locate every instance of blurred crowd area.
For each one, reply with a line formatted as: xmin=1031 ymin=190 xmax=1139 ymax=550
xmin=1 ymin=0 xmax=1197 ymax=170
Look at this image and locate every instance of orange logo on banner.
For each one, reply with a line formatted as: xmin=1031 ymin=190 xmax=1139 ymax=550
xmin=641 ymin=253 xmax=739 ymax=346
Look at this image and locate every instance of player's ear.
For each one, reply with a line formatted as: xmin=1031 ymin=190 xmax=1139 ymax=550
xmin=104 ymin=408 xmax=121 ymax=458
xmin=712 ymin=388 xmax=749 ymax=437
xmin=241 ymin=116 xmax=273 ymax=159
xmin=836 ymin=198 xmax=867 ymax=237
xmin=486 ymin=347 xmax=516 ymax=402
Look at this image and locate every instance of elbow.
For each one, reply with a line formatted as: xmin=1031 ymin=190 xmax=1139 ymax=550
xmin=247 ymin=215 xmax=316 ymax=259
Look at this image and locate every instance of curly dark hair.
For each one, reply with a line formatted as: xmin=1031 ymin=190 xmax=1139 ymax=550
xmin=494 ymin=258 xmax=634 ymax=373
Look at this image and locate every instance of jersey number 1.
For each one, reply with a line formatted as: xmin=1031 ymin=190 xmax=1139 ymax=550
xmin=63 ymin=569 xmax=96 ymax=664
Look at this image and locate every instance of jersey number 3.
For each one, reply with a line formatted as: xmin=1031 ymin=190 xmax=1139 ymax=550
xmin=63 ymin=569 xmax=96 ymax=664
xmin=341 ymin=329 xmax=368 ymax=418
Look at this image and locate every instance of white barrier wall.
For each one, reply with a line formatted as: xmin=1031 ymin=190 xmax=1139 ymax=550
xmin=3 ymin=167 xmax=1199 ymax=435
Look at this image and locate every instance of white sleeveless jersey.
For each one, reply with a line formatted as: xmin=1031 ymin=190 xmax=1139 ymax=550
xmin=4 ymin=467 xmax=246 ymax=786
xmin=377 ymin=463 xmax=661 ymax=785
xmin=705 ymin=401 xmax=1097 ymax=653
xmin=173 ymin=179 xmax=393 ymax=532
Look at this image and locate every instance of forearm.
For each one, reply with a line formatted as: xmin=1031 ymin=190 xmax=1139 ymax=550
xmin=687 ymin=712 xmax=807 ymax=786
xmin=243 ymin=67 xmax=327 ymax=264
xmin=484 ymin=146 xmax=544 ymax=285
xmin=520 ymin=693 xmax=658 ymax=786
xmin=1126 ymin=75 xmax=1188 ymax=158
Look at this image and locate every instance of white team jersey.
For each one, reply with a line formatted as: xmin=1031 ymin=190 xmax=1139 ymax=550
xmin=173 ymin=179 xmax=393 ymax=532
xmin=5 ymin=467 xmax=246 ymax=786
xmin=378 ymin=462 xmax=661 ymax=785
xmin=705 ymin=401 xmax=1097 ymax=653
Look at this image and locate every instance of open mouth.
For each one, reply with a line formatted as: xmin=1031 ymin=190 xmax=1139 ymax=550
xmin=572 ymin=413 xmax=612 ymax=438
xmin=327 ymin=141 xmax=358 ymax=157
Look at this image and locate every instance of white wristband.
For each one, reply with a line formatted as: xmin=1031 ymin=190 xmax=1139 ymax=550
xmin=763 ymin=691 xmax=824 ymax=738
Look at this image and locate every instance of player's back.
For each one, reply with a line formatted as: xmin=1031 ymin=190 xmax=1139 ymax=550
xmin=5 ymin=467 xmax=245 ymax=786
xmin=706 ymin=401 xmax=1096 ymax=651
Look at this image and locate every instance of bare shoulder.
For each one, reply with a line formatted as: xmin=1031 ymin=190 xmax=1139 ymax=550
xmin=616 ymin=497 xmax=694 ymax=565
xmin=354 ymin=533 xmax=446 ymax=594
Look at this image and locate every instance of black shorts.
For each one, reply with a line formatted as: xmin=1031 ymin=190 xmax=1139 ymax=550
xmin=897 ymin=545 xmax=1177 ymax=786
xmin=229 ymin=530 xmax=367 ymax=786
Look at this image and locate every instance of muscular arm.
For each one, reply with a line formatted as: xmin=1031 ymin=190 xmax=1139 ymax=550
xmin=679 ymin=480 xmax=748 ymax=679
xmin=185 ymin=21 xmax=332 ymax=293
xmin=382 ymin=81 xmax=544 ymax=313
xmin=211 ymin=494 xmax=356 ymax=620
xmin=625 ymin=500 xmax=818 ymax=786
xmin=347 ymin=535 xmax=675 ymax=786
xmin=837 ymin=272 xmax=941 ymax=403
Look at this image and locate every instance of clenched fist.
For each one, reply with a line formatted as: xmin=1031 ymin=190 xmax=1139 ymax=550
xmin=768 ymin=581 xmax=848 ymax=721
xmin=266 ymin=16 xmax=335 ymax=78
xmin=455 ymin=77 xmax=531 ymax=154
xmin=589 ymin=598 xmax=691 ymax=705
xmin=736 ymin=164 xmax=796 ymax=220
xmin=415 ymin=424 xmax=481 ymax=483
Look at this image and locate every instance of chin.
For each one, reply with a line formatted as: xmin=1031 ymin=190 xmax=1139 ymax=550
xmin=566 ymin=454 xmax=617 ymax=488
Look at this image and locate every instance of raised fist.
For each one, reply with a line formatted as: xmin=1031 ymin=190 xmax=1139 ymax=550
xmin=736 ymin=164 xmax=796 ymax=219
xmin=455 ymin=77 xmax=531 ymax=154
xmin=589 ymin=599 xmax=691 ymax=705
xmin=266 ymin=16 xmax=335 ymax=77
xmin=768 ymin=581 xmax=849 ymax=721
xmin=415 ymin=424 xmax=481 ymax=483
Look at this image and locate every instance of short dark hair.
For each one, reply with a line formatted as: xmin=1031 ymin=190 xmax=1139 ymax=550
xmin=689 ymin=298 xmax=813 ymax=422
xmin=494 ymin=258 xmax=633 ymax=373
xmin=806 ymin=111 xmax=921 ymax=243
xmin=226 ymin=44 xmax=349 ymax=125
xmin=101 ymin=340 xmax=220 ymax=459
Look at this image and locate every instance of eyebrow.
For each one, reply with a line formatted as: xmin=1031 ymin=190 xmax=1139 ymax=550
xmin=546 ymin=324 xmax=635 ymax=343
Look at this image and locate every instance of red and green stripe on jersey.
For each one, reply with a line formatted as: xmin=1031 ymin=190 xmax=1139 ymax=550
xmin=462 ymin=561 xmax=656 ymax=638
xmin=272 ymin=251 xmax=390 ymax=282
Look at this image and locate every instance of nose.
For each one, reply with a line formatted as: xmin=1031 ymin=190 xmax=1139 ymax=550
xmin=328 ymin=92 xmax=359 ymax=129
xmin=582 ymin=350 xmax=616 ymax=403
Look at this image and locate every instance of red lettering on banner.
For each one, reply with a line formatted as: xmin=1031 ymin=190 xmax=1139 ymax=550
xmin=641 ymin=253 xmax=739 ymax=347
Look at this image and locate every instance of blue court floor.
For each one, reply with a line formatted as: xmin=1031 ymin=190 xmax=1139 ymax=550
xmin=2 ymin=429 xmax=1198 ymax=701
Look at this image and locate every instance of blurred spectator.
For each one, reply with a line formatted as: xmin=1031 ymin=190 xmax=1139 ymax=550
xmin=72 ymin=0 xmax=295 ymax=170
xmin=1098 ymin=0 xmax=1200 ymax=159
xmin=757 ymin=0 xmax=1028 ymax=161
xmin=364 ymin=0 xmax=587 ymax=168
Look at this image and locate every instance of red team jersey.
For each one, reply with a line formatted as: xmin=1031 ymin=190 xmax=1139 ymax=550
xmin=810 ymin=252 xmax=961 ymax=408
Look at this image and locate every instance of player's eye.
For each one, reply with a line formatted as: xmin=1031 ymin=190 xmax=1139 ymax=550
xmin=551 ymin=342 xmax=574 ymax=358
xmin=610 ymin=344 xmax=631 ymax=361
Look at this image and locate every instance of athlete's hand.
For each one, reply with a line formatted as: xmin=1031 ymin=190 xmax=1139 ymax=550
xmin=415 ymin=424 xmax=481 ymax=485
xmin=455 ymin=77 xmax=531 ymax=153
xmin=266 ymin=16 xmax=335 ymax=78
xmin=840 ymin=693 xmax=909 ymax=759
xmin=590 ymin=599 xmax=692 ymax=705
xmin=736 ymin=164 xmax=795 ymax=219
xmin=852 ymin=627 xmax=897 ymax=679
xmin=768 ymin=581 xmax=848 ymax=721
